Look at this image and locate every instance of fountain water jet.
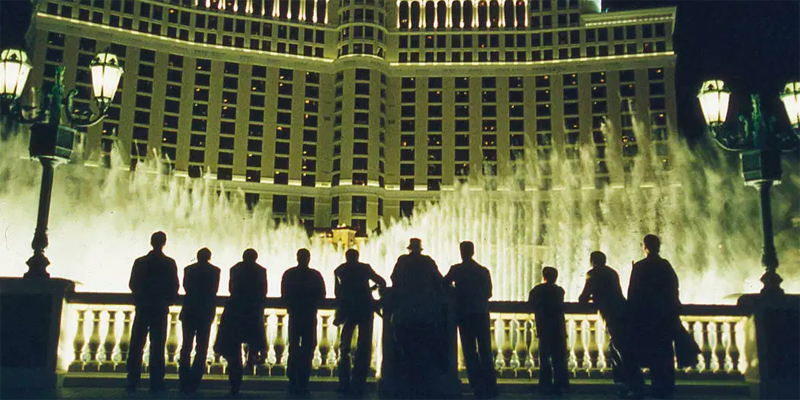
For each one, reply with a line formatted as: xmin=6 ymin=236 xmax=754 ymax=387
xmin=0 ymin=126 xmax=797 ymax=303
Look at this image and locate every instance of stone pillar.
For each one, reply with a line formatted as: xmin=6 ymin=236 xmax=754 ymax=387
xmin=0 ymin=277 xmax=75 ymax=392
xmin=738 ymin=293 xmax=800 ymax=399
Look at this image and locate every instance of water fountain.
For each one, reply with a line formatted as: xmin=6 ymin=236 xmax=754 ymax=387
xmin=0 ymin=124 xmax=797 ymax=304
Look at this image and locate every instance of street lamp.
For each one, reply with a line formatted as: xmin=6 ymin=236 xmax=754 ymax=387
xmin=0 ymin=48 xmax=123 ymax=278
xmin=697 ymin=80 xmax=800 ymax=296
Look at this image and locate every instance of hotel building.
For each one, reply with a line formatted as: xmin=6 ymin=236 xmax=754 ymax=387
xmin=24 ymin=0 xmax=678 ymax=235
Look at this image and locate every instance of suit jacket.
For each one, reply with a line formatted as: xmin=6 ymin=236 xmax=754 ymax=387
xmin=578 ymin=264 xmax=627 ymax=322
xmin=528 ymin=282 xmax=567 ymax=341
xmin=215 ymin=261 xmax=267 ymax=356
xmin=390 ymin=253 xmax=443 ymax=326
xmin=334 ymin=261 xmax=385 ymax=319
xmin=443 ymin=260 xmax=493 ymax=317
xmin=180 ymin=261 xmax=221 ymax=323
xmin=228 ymin=261 xmax=268 ymax=315
xmin=281 ymin=266 xmax=326 ymax=317
xmin=627 ymin=254 xmax=680 ymax=328
xmin=129 ymin=250 xmax=179 ymax=312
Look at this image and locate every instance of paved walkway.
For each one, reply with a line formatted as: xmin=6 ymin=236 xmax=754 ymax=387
xmin=2 ymin=376 xmax=750 ymax=399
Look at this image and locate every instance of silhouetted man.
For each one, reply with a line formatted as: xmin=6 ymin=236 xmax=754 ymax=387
xmin=282 ymin=248 xmax=326 ymax=396
xmin=179 ymin=247 xmax=220 ymax=394
xmin=390 ymin=238 xmax=444 ymax=398
xmin=443 ymin=241 xmax=497 ymax=399
xmin=579 ymin=251 xmax=644 ymax=398
xmin=628 ymin=234 xmax=680 ymax=399
xmin=215 ymin=248 xmax=267 ymax=396
xmin=333 ymin=249 xmax=386 ymax=396
xmin=528 ymin=266 xmax=569 ymax=396
xmin=127 ymin=231 xmax=179 ymax=393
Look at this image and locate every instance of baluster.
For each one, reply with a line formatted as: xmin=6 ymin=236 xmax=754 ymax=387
xmin=529 ymin=323 xmax=539 ymax=373
xmin=681 ymin=320 xmax=692 ymax=372
xmin=257 ymin=311 xmax=271 ymax=376
xmin=587 ymin=319 xmax=599 ymax=374
xmin=372 ymin=315 xmax=382 ymax=377
xmin=573 ymin=318 xmax=586 ymax=377
xmin=318 ymin=314 xmax=331 ymax=376
xmin=312 ymin=314 xmax=323 ymax=370
xmin=456 ymin=333 xmax=466 ymax=377
xmin=266 ymin=313 xmax=277 ymax=366
xmin=567 ymin=318 xmax=578 ymax=372
xmin=210 ymin=312 xmax=225 ymax=375
xmin=700 ymin=321 xmax=711 ymax=373
xmin=721 ymin=321 xmax=733 ymax=373
xmin=713 ymin=321 xmax=725 ymax=373
xmin=728 ymin=320 xmax=741 ymax=374
xmin=84 ymin=309 xmax=102 ymax=371
xmin=100 ymin=310 xmax=118 ymax=372
xmin=69 ymin=309 xmax=87 ymax=372
xmin=501 ymin=318 xmax=513 ymax=375
xmin=166 ymin=311 xmax=180 ymax=373
xmin=115 ymin=310 xmax=132 ymax=372
xmin=327 ymin=319 xmax=338 ymax=368
xmin=490 ymin=316 xmax=501 ymax=369
xmin=597 ymin=319 xmax=609 ymax=372
xmin=514 ymin=316 xmax=529 ymax=376
xmin=523 ymin=319 xmax=534 ymax=371
xmin=509 ymin=319 xmax=521 ymax=370
xmin=273 ymin=313 xmax=287 ymax=375
xmin=332 ymin=322 xmax=341 ymax=371
xmin=368 ymin=322 xmax=378 ymax=380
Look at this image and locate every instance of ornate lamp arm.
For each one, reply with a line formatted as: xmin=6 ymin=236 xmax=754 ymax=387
xmin=708 ymin=95 xmax=799 ymax=153
xmin=64 ymin=89 xmax=109 ymax=128
xmin=773 ymin=124 xmax=800 ymax=153
xmin=707 ymin=124 xmax=749 ymax=152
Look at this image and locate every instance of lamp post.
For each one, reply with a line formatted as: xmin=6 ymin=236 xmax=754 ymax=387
xmin=0 ymin=47 xmax=123 ymax=278
xmin=697 ymin=80 xmax=800 ymax=296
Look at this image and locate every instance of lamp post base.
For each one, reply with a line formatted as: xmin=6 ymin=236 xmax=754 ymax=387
xmin=24 ymin=252 xmax=51 ymax=279
xmin=0 ymin=277 xmax=75 ymax=394
xmin=737 ymin=292 xmax=800 ymax=399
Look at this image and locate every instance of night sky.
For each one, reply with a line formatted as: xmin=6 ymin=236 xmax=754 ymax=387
xmin=1 ymin=0 xmax=798 ymax=140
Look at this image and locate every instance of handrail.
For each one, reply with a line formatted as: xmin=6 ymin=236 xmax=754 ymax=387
xmin=65 ymin=292 xmax=747 ymax=316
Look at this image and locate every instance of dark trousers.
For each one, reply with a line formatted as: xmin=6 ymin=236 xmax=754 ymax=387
xmin=288 ymin=313 xmax=318 ymax=392
xmin=338 ymin=313 xmax=374 ymax=393
xmin=647 ymin=342 xmax=676 ymax=397
xmin=225 ymin=343 xmax=244 ymax=393
xmin=127 ymin=308 xmax=168 ymax=389
xmin=394 ymin=322 xmax=442 ymax=398
xmin=457 ymin=313 xmax=497 ymax=398
xmin=179 ymin=318 xmax=212 ymax=391
xmin=606 ymin=319 xmax=644 ymax=394
xmin=633 ymin=320 xmax=676 ymax=398
xmin=538 ymin=333 xmax=569 ymax=393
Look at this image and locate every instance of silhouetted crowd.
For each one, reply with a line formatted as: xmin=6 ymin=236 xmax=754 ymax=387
xmin=127 ymin=232 xmax=696 ymax=399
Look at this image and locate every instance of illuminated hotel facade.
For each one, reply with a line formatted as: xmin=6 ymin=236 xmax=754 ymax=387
xmin=25 ymin=0 xmax=677 ymax=235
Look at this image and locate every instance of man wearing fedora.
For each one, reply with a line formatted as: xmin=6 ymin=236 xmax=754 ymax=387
xmin=390 ymin=238 xmax=444 ymax=397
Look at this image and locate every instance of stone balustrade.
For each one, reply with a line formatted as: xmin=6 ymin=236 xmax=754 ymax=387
xmin=61 ymin=293 xmax=747 ymax=380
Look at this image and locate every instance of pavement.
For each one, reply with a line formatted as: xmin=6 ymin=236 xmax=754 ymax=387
xmin=1 ymin=376 xmax=751 ymax=400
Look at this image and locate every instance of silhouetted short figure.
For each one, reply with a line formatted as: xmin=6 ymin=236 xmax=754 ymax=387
xmin=215 ymin=249 xmax=267 ymax=396
xmin=127 ymin=231 xmax=179 ymax=393
xmin=528 ymin=266 xmax=569 ymax=396
xmin=334 ymin=249 xmax=386 ymax=397
xmin=390 ymin=238 xmax=444 ymax=398
xmin=178 ymin=248 xmax=220 ymax=393
xmin=282 ymin=248 xmax=327 ymax=396
xmin=579 ymin=251 xmax=644 ymax=398
xmin=628 ymin=235 xmax=680 ymax=399
xmin=443 ymin=241 xmax=498 ymax=399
